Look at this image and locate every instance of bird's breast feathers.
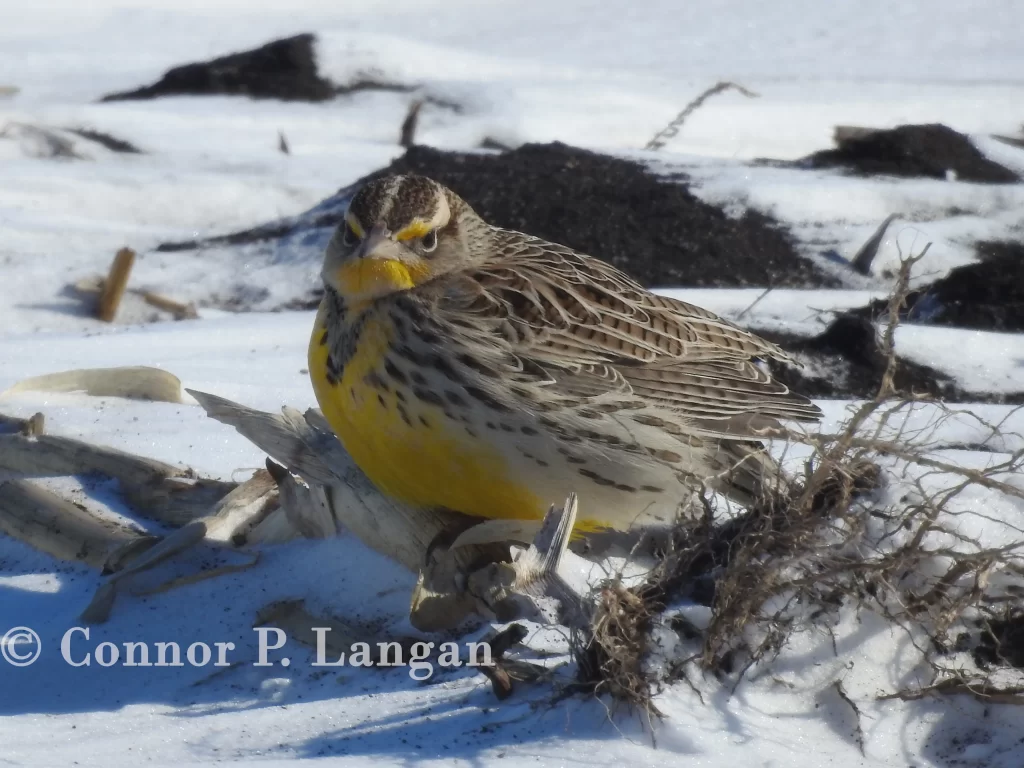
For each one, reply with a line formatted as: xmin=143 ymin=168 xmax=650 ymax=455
xmin=308 ymin=300 xmax=547 ymax=522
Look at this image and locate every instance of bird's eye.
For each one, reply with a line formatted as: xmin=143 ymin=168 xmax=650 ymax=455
xmin=342 ymin=221 xmax=360 ymax=247
xmin=420 ymin=229 xmax=438 ymax=253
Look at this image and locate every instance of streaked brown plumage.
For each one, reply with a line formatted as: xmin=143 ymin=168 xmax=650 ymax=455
xmin=309 ymin=173 xmax=821 ymax=533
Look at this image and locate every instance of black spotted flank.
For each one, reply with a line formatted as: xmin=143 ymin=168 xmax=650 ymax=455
xmin=465 ymin=386 xmax=510 ymax=412
xmin=414 ymin=388 xmax=445 ymax=407
xmin=578 ymin=468 xmax=616 ymax=487
xmin=364 ymin=370 xmax=389 ymax=391
xmin=444 ymin=390 xmax=467 ymax=407
xmin=397 ymin=403 xmax=412 ymax=426
xmin=648 ymin=448 xmax=683 ymax=464
xmin=429 ymin=353 xmax=463 ymax=383
xmin=325 ymin=354 xmax=341 ymax=386
xmin=458 ymin=353 xmax=500 ymax=378
xmin=384 ymin=359 xmax=408 ymax=385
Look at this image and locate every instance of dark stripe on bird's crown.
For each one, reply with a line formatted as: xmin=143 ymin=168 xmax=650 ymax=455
xmin=347 ymin=174 xmax=443 ymax=236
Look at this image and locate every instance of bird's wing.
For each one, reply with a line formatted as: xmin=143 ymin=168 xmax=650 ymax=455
xmin=436 ymin=227 xmax=822 ymax=431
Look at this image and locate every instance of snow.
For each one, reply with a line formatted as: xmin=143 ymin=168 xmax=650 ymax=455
xmin=3 ymin=1 xmax=1024 ymax=767
xmin=12 ymin=315 xmax=1023 ymax=765
xmin=4 ymin=1 xmax=1024 ymax=331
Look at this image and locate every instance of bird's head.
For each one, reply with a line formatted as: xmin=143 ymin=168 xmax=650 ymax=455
xmin=322 ymin=174 xmax=481 ymax=306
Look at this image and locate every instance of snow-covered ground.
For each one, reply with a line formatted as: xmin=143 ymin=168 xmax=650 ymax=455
xmin=3 ymin=2 xmax=1024 ymax=766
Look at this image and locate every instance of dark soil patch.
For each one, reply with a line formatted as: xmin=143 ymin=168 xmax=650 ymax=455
xmin=160 ymin=142 xmax=835 ymax=289
xmin=98 ymin=34 xmax=445 ymax=106
xmin=376 ymin=143 xmax=833 ymax=288
xmin=65 ymin=127 xmax=143 ymax=154
xmin=762 ymin=314 xmax=1023 ymax=404
xmin=762 ymin=314 xmax=965 ymax=401
xmin=101 ymin=34 xmax=336 ymax=102
xmin=766 ymin=239 xmax=1024 ymax=401
xmin=974 ymin=612 xmax=1024 ymax=669
xmin=802 ymin=124 xmax=1019 ymax=184
xmin=866 ymin=241 xmax=1024 ymax=333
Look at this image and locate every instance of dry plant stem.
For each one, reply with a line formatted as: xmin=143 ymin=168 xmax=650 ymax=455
xmin=137 ymin=290 xmax=199 ymax=320
xmin=791 ymin=248 xmax=926 ymax=515
xmin=80 ymin=520 xmax=210 ymax=623
xmin=645 ymin=82 xmax=758 ymax=151
xmin=400 ymin=100 xmax=423 ymax=147
xmin=850 ymin=214 xmax=897 ymax=275
xmin=98 ymin=247 xmax=135 ymax=322
xmin=878 ymin=677 xmax=1024 ymax=705
xmin=132 ymin=553 xmax=259 ymax=597
xmin=71 ymin=276 xmax=198 ymax=320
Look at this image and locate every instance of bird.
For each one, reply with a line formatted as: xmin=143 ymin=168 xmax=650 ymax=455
xmin=308 ymin=173 xmax=822 ymax=537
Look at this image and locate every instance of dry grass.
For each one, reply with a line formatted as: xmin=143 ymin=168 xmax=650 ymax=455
xmin=644 ymin=82 xmax=758 ymax=151
xmin=572 ymin=246 xmax=1024 ymax=715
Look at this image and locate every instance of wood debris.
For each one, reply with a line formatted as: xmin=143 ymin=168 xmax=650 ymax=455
xmin=0 ymin=479 xmax=144 ymax=568
xmin=1 ymin=376 xmax=590 ymax=640
xmin=3 ymin=366 xmax=184 ymax=403
xmin=97 ymin=247 xmax=136 ymax=321
xmin=72 ymin=273 xmax=198 ymax=321
xmin=400 ymin=99 xmax=423 ymax=147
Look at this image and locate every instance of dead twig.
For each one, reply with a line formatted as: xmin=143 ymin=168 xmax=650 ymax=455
xmin=878 ymin=677 xmax=1024 ymax=705
xmin=400 ymin=100 xmax=423 ymax=148
xmin=97 ymin=247 xmax=135 ymax=322
xmin=645 ymin=81 xmax=758 ymax=151
xmin=0 ymin=480 xmax=144 ymax=568
xmin=850 ymin=214 xmax=898 ymax=275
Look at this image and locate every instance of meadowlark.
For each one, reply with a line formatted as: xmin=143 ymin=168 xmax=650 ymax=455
xmin=308 ymin=174 xmax=821 ymax=536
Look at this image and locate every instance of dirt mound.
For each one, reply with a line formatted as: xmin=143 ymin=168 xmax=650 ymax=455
xmin=162 ymin=143 xmax=833 ymax=289
xmin=899 ymin=241 xmax=1024 ymax=332
xmin=841 ymin=240 xmax=1024 ymax=334
xmin=759 ymin=241 xmax=1024 ymax=403
xmin=377 ymin=143 xmax=833 ymax=288
xmin=760 ymin=313 xmax=1021 ymax=404
xmin=803 ymin=124 xmax=1019 ymax=183
xmin=102 ymin=34 xmax=335 ymax=103
xmin=763 ymin=314 xmax=977 ymax=402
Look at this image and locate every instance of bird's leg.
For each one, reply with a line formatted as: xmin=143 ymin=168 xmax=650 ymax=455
xmin=465 ymin=493 xmax=591 ymax=628
xmin=409 ymin=494 xmax=592 ymax=631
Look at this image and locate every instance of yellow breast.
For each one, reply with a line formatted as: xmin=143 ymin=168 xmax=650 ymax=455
xmin=308 ymin=302 xmax=544 ymax=521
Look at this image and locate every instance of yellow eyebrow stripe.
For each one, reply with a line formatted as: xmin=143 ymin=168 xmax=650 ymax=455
xmin=394 ymin=220 xmax=432 ymax=241
xmin=345 ymin=215 xmax=365 ymax=238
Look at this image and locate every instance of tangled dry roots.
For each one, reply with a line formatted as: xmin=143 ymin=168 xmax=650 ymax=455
xmin=575 ymin=581 xmax=657 ymax=712
xmin=572 ymin=249 xmax=1024 ymax=714
xmin=574 ymin=456 xmax=882 ymax=715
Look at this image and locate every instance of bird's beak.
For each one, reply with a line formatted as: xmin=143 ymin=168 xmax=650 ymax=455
xmin=353 ymin=224 xmax=398 ymax=261
xmin=325 ymin=221 xmax=425 ymax=301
